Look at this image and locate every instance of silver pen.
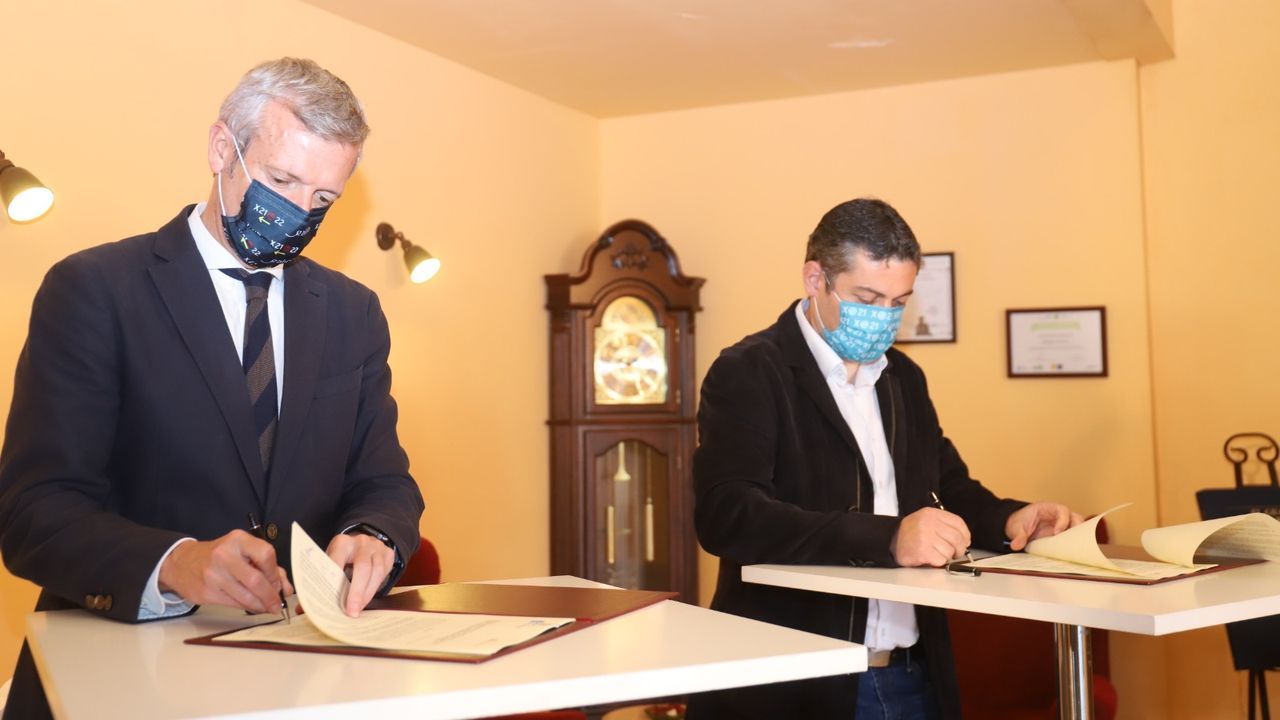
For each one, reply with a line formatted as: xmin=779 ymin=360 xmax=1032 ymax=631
xmin=929 ymin=491 xmax=976 ymax=566
xmin=247 ymin=512 xmax=291 ymax=623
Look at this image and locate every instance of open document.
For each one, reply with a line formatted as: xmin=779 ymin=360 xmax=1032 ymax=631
xmin=966 ymin=504 xmax=1280 ymax=584
xmin=193 ymin=523 xmax=574 ymax=661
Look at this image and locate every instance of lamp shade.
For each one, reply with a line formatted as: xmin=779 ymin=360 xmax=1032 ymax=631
xmin=0 ymin=164 xmax=54 ymax=222
xmin=405 ymin=245 xmax=441 ymax=284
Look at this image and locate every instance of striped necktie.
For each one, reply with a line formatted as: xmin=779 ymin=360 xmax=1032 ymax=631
xmin=220 ymin=268 xmax=278 ymax=474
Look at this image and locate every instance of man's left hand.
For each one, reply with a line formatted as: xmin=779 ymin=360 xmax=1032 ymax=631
xmin=1005 ymin=502 xmax=1084 ymax=551
xmin=325 ymin=533 xmax=395 ymax=617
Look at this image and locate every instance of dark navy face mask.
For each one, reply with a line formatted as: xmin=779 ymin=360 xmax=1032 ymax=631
xmin=217 ymin=133 xmax=330 ymax=268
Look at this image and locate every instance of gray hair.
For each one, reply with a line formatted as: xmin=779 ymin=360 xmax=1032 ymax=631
xmin=805 ymin=198 xmax=920 ymax=276
xmin=219 ymin=57 xmax=370 ymax=155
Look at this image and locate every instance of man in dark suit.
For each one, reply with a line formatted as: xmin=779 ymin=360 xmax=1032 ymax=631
xmin=687 ymin=198 xmax=1081 ymax=719
xmin=0 ymin=58 xmax=424 ymax=718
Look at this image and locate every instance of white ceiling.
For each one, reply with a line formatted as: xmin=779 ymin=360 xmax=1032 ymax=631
xmin=301 ymin=0 xmax=1173 ymax=118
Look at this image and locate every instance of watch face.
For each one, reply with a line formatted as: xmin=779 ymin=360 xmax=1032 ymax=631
xmin=594 ymin=296 xmax=668 ymax=405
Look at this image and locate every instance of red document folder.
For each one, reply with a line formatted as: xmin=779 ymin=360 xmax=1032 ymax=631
xmin=186 ymin=583 xmax=677 ymax=663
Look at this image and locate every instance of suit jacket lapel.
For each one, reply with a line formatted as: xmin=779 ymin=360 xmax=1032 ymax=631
xmin=147 ymin=208 xmax=266 ymax=504
xmin=777 ymin=302 xmax=861 ymax=457
xmin=267 ymin=260 xmax=327 ymax=509
xmin=877 ymin=363 xmax=917 ymax=513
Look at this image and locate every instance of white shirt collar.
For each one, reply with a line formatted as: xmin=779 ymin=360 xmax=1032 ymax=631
xmin=795 ymin=299 xmax=888 ymax=389
xmin=187 ymin=202 xmax=284 ymax=279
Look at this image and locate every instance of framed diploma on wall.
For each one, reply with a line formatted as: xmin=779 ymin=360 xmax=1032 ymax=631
xmin=1006 ymin=306 xmax=1108 ymax=378
xmin=897 ymin=252 xmax=956 ymax=343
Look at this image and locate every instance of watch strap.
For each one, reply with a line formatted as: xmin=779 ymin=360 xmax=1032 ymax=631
xmin=340 ymin=522 xmax=405 ymax=595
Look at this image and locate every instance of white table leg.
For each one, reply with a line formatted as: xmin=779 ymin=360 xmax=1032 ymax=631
xmin=1054 ymin=623 xmax=1093 ymax=720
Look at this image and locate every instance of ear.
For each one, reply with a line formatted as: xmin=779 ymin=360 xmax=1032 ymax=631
xmin=801 ymin=260 xmax=826 ymax=298
xmin=207 ymin=122 xmax=235 ymax=175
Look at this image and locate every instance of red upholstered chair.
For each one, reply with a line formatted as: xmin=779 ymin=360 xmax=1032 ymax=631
xmin=947 ymin=519 xmax=1118 ymax=720
xmin=394 ymin=537 xmax=588 ymax=720
xmin=395 ymin=534 xmax=442 ymax=587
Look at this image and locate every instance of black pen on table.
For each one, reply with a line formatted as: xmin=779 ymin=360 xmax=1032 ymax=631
xmin=929 ymin=491 xmax=976 ymax=566
xmin=247 ymin=512 xmax=291 ymax=623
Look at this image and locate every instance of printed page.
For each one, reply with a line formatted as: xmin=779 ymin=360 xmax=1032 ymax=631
xmin=286 ymin=523 xmax=574 ymax=657
xmin=967 ymin=551 xmax=1208 ymax=580
xmin=214 ymin=615 xmax=342 ymax=647
xmin=1108 ymin=557 xmax=1214 ymax=580
xmin=1020 ymin=504 xmax=1132 ymax=573
xmin=968 ymin=552 xmax=1136 ymax=578
xmin=1141 ymin=512 xmax=1280 ymax=565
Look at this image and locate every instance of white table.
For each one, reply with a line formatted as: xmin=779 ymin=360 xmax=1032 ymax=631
xmin=744 ymin=561 xmax=1280 ymax=720
xmin=26 ymin=575 xmax=866 ymax=719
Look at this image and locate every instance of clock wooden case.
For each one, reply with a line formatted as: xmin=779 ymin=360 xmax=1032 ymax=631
xmin=546 ymin=220 xmax=703 ymax=604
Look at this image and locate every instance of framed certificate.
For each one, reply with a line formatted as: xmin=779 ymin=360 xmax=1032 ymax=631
xmin=897 ymin=252 xmax=955 ymax=343
xmin=1006 ymin=307 xmax=1108 ymax=378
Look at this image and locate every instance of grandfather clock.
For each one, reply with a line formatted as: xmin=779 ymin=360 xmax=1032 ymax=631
xmin=546 ymin=220 xmax=703 ymax=603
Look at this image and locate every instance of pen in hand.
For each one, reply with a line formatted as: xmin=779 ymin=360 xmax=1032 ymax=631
xmin=929 ymin=491 xmax=976 ymax=566
xmin=247 ymin=512 xmax=291 ymax=623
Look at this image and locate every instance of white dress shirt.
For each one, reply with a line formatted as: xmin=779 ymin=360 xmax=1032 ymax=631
xmin=795 ymin=299 xmax=919 ymax=652
xmin=137 ymin=204 xmax=286 ymax=619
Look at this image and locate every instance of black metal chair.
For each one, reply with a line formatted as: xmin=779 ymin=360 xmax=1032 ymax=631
xmin=1196 ymin=432 xmax=1280 ymax=720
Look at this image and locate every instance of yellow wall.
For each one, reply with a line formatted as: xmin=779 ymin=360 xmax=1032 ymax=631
xmin=600 ymin=59 xmax=1165 ymax=716
xmin=594 ymin=3 xmax=1280 ymax=714
xmin=1141 ymin=0 xmax=1280 ymax=716
xmin=2 ymin=1 xmax=1278 ymax=718
xmin=601 ymin=60 xmax=1157 ymax=591
xmin=0 ymin=0 xmax=598 ymax=672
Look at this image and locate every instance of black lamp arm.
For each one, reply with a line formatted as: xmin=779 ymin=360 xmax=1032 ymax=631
xmin=377 ymin=222 xmax=421 ymax=253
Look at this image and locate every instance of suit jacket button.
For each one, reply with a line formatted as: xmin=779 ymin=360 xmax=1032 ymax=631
xmin=266 ymin=523 xmax=279 ymax=541
xmin=103 ymin=595 xmax=113 ymax=612
xmin=83 ymin=594 xmax=96 ymax=609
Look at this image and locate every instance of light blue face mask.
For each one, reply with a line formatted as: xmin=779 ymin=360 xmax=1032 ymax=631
xmin=813 ymin=276 xmax=903 ymax=364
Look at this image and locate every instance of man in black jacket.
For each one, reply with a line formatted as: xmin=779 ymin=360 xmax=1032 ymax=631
xmin=688 ymin=198 xmax=1080 ymax=719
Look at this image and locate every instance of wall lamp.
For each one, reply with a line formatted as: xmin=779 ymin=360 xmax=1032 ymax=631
xmin=376 ymin=222 xmax=440 ymax=284
xmin=0 ymin=149 xmax=54 ymax=223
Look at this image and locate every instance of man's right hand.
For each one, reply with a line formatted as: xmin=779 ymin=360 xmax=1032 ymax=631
xmin=891 ymin=507 xmax=972 ymax=567
xmin=158 ymin=530 xmax=292 ymax=613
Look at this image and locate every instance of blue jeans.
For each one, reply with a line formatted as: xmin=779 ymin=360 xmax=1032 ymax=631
xmin=855 ymin=660 xmax=940 ymax=720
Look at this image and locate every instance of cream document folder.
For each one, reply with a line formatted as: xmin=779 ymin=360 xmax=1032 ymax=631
xmin=212 ymin=523 xmax=573 ymax=658
xmin=969 ymin=504 xmax=1280 ymax=581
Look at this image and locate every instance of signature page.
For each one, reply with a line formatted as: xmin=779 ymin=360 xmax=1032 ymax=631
xmin=215 ymin=615 xmax=341 ymax=647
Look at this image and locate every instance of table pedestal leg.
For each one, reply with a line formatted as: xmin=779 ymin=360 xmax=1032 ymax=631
xmin=1054 ymin=623 xmax=1093 ymax=720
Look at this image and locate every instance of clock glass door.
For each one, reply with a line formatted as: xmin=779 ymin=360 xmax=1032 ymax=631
xmin=593 ymin=296 xmax=668 ymax=405
xmin=593 ymin=439 xmax=671 ymax=590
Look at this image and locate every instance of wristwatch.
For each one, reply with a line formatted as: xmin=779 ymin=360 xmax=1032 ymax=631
xmin=341 ymin=522 xmax=404 ymax=594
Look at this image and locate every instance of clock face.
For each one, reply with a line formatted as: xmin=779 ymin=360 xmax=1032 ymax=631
xmin=593 ymin=296 xmax=668 ymax=405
